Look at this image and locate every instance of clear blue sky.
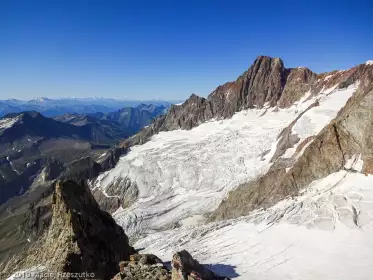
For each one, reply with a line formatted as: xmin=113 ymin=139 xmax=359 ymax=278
xmin=0 ymin=0 xmax=372 ymax=100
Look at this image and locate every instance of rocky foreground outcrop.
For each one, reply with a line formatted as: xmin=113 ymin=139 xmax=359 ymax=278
xmin=1 ymin=180 xmax=136 ymax=279
xmin=112 ymin=250 xmax=229 ymax=280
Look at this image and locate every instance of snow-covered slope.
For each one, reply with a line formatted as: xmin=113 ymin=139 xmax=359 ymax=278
xmin=135 ymin=171 xmax=373 ymax=280
xmin=92 ymin=83 xmax=358 ymax=237
xmin=277 ymin=82 xmax=359 ymax=160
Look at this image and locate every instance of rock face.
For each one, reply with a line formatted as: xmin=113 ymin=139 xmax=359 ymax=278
xmin=1 ymin=180 xmax=136 ymax=279
xmin=210 ymin=62 xmax=373 ymax=221
xmin=93 ymin=176 xmax=139 ymax=214
xmin=277 ymin=67 xmax=317 ymax=107
xmin=209 ymin=56 xmax=288 ymax=114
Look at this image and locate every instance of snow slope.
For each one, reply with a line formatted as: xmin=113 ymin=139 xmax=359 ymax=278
xmin=135 ymin=171 xmax=373 ymax=280
xmin=283 ymin=83 xmax=358 ymax=159
xmin=92 ymin=84 xmax=359 ymax=237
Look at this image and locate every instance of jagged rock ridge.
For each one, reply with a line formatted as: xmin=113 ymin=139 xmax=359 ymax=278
xmin=1 ymin=180 xmax=136 ymax=279
xmin=123 ymin=56 xmax=365 ymax=147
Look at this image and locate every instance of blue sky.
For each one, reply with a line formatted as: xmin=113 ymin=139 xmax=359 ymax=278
xmin=0 ymin=0 xmax=372 ymax=100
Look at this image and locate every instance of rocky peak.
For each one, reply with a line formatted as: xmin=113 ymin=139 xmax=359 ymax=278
xmin=277 ymin=66 xmax=317 ymax=107
xmin=241 ymin=55 xmax=288 ymax=107
xmin=1 ymin=180 xmax=136 ymax=279
xmin=207 ymin=56 xmax=289 ymax=118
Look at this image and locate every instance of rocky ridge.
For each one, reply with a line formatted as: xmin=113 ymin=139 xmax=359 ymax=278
xmin=123 ymin=56 xmax=361 ymax=147
xmin=1 ymin=180 xmax=136 ymax=279
xmin=210 ymin=61 xmax=373 ymax=221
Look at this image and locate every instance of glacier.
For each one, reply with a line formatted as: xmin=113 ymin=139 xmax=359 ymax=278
xmin=92 ymin=84 xmax=358 ymax=237
xmin=93 ymin=107 xmax=296 ymax=236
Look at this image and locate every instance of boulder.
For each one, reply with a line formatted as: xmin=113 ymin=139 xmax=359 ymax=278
xmin=171 ymin=250 xmax=229 ymax=280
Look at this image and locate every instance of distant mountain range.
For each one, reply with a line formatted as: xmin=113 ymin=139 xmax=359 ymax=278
xmin=54 ymin=103 xmax=167 ymax=142
xmin=0 ymin=97 xmax=179 ymax=117
xmin=0 ymin=103 xmax=166 ymax=207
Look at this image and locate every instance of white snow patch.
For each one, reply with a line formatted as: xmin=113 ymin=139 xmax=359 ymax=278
xmin=322 ymin=84 xmax=338 ymax=94
xmin=344 ymin=154 xmax=364 ymax=172
xmin=6 ymin=157 xmax=20 ymax=175
xmin=0 ymin=116 xmax=19 ymax=133
xmin=136 ymin=171 xmax=373 ymax=279
xmin=97 ymin=152 xmax=107 ymax=160
xmin=179 ymin=215 xmax=207 ymax=228
xmin=365 ymin=60 xmax=373 ymax=65
xmin=324 ymin=74 xmax=334 ymax=81
xmin=286 ymin=82 xmax=358 ymax=159
xmin=101 ymin=188 xmax=120 ymax=199
xmin=294 ymin=83 xmax=357 ymax=139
